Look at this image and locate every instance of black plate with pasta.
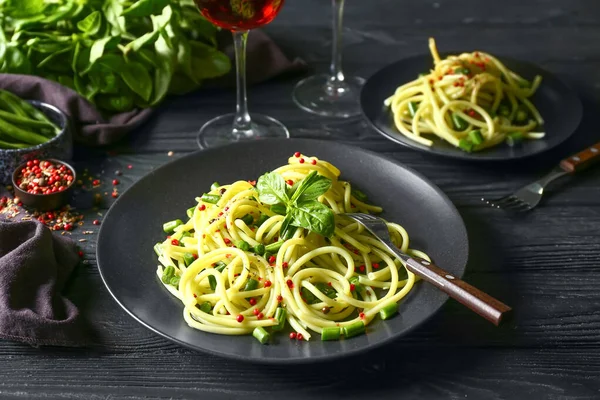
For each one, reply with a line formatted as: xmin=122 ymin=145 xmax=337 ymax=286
xmin=96 ymin=139 xmax=468 ymax=364
xmin=361 ymin=43 xmax=582 ymax=161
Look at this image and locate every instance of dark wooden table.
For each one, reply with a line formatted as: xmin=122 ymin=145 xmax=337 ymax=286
xmin=3 ymin=0 xmax=600 ymax=398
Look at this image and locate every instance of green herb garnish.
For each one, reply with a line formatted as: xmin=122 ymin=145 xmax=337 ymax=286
xmin=256 ymin=171 xmax=335 ymax=238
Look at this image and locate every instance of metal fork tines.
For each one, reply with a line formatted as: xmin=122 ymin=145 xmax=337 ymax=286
xmin=341 ymin=213 xmax=410 ymax=262
xmin=481 ymin=165 xmax=568 ymax=212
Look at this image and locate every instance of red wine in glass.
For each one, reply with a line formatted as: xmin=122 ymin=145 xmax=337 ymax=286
xmin=192 ymin=0 xmax=289 ymax=148
xmin=193 ymin=0 xmax=284 ymax=31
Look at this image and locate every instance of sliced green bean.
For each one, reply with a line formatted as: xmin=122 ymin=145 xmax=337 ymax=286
xmin=408 ymin=101 xmax=419 ymax=117
xmin=379 ymin=302 xmax=398 ymax=320
xmin=271 ymin=307 xmax=287 ymax=331
xmin=252 ymin=327 xmax=270 ymax=344
xmin=214 ymin=261 xmax=227 ymax=272
xmin=244 ymin=278 xmax=259 ymax=292
xmin=153 ymin=243 xmax=162 ymax=257
xmin=201 ymin=193 xmax=220 ymax=204
xmin=208 ymin=275 xmax=217 ymax=291
xmin=468 ymin=130 xmax=484 ymax=145
xmin=210 ymin=182 xmax=221 ymax=191
xmin=265 ymin=241 xmax=283 ymax=254
xmin=169 ymin=276 xmax=180 ymax=287
xmin=343 ymin=321 xmax=365 ymax=338
xmin=349 ymin=276 xmax=362 ymax=292
xmin=186 ymin=207 xmax=195 ymax=218
xmin=458 ymin=138 xmax=474 ymax=153
xmin=321 ymin=327 xmax=341 ymax=341
xmin=161 ymin=266 xmax=175 ymax=284
xmin=183 ymin=252 xmax=195 ymax=267
xmin=452 ymin=113 xmax=468 ymax=131
xmin=163 ymin=219 xmax=183 ymax=233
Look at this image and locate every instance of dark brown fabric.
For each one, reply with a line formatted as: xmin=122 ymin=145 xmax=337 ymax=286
xmin=0 ymin=30 xmax=306 ymax=146
xmin=0 ymin=219 xmax=89 ymax=347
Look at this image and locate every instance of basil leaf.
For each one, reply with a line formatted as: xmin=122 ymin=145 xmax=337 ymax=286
xmin=102 ymin=0 xmax=126 ymax=36
xmin=280 ymin=214 xmax=297 ymax=241
xmin=296 ymin=174 xmax=332 ymax=204
xmin=95 ymin=53 xmax=125 ymax=72
xmin=121 ymin=60 xmax=153 ymax=102
xmin=290 ymin=200 xmax=335 ymax=238
xmin=256 ymin=172 xmax=289 ymax=205
xmin=124 ymin=30 xmax=160 ymax=53
xmin=191 ymin=50 xmax=231 ymax=80
xmin=36 ymin=45 xmax=73 ymax=68
xmin=90 ymin=36 xmax=120 ymax=65
xmin=150 ymin=35 xmax=175 ymax=106
xmin=77 ymin=11 xmax=102 ymax=36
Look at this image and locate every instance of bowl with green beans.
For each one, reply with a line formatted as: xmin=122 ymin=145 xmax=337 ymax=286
xmin=0 ymin=90 xmax=72 ymax=184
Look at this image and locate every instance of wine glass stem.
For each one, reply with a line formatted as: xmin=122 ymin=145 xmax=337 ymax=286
xmin=329 ymin=0 xmax=346 ymax=88
xmin=232 ymin=30 xmax=252 ymax=136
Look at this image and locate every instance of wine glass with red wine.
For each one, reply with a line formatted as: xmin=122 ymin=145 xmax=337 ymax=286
xmin=292 ymin=0 xmax=364 ymax=118
xmin=194 ymin=0 xmax=288 ymax=148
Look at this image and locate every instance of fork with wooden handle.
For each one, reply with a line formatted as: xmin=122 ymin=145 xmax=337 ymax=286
xmin=344 ymin=212 xmax=513 ymax=326
xmin=482 ymin=142 xmax=600 ymax=211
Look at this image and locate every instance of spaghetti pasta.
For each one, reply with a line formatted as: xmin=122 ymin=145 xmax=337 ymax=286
xmin=154 ymin=154 xmax=428 ymax=342
xmin=384 ymin=38 xmax=545 ymax=152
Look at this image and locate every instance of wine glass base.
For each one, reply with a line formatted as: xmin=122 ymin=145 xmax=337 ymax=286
xmin=197 ymin=113 xmax=290 ymax=149
xmin=293 ymin=74 xmax=366 ymax=118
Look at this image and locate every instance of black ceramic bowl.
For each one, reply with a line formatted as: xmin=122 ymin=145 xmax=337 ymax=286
xmin=12 ymin=159 xmax=76 ymax=211
xmin=0 ymin=101 xmax=72 ymax=185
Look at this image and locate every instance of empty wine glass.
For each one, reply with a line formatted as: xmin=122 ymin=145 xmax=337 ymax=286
xmin=194 ymin=0 xmax=289 ymax=148
xmin=293 ymin=0 xmax=364 ymax=118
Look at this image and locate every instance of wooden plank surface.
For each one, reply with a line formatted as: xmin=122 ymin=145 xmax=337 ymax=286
xmin=2 ymin=0 xmax=600 ymax=398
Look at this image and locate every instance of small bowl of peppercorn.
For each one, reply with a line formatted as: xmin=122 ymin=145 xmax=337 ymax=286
xmin=11 ymin=159 xmax=76 ymax=211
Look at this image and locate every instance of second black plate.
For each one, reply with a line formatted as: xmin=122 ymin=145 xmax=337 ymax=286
xmin=361 ymin=54 xmax=583 ymax=161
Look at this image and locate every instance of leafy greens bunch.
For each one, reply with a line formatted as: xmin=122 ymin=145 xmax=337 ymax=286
xmin=0 ymin=0 xmax=231 ymax=113
xmin=256 ymin=170 xmax=336 ymax=240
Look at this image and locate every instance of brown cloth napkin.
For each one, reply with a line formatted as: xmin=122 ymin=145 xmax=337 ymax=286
xmin=0 ymin=219 xmax=89 ymax=347
xmin=0 ymin=30 xmax=306 ymax=146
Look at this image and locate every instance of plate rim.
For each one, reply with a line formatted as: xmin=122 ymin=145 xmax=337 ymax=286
xmin=96 ymin=138 xmax=469 ymax=364
xmin=360 ymin=53 xmax=583 ymax=161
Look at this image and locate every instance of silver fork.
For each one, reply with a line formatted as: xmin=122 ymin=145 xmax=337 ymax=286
xmin=343 ymin=213 xmax=512 ymax=326
xmin=482 ymin=142 xmax=600 ymax=211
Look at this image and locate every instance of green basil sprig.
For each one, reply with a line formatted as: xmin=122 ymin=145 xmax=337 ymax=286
xmin=0 ymin=0 xmax=231 ymax=114
xmin=256 ymin=171 xmax=335 ymax=239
